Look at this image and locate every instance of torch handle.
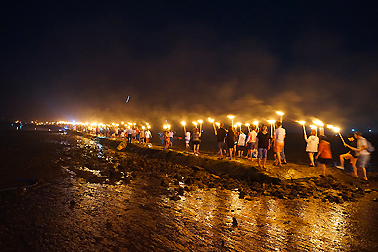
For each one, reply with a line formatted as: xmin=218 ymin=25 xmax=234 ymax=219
xmin=339 ymin=132 xmax=346 ymax=145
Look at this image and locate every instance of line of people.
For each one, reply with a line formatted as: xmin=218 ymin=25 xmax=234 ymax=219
xmin=213 ymin=121 xmax=286 ymax=169
xmin=303 ymin=129 xmax=372 ymax=180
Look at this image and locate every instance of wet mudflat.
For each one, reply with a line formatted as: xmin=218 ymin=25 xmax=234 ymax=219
xmin=0 ymin=131 xmax=378 ymax=251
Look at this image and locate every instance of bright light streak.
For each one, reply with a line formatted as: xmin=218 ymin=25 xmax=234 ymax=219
xmin=181 ymin=121 xmax=186 ymax=126
xmin=192 ymin=121 xmax=198 ymax=126
xmin=276 ymin=111 xmax=284 ymax=116
xmin=333 ymin=127 xmax=340 ymax=132
xmin=197 ymin=119 xmax=203 ymax=124
xmin=295 ymin=120 xmax=305 ymax=125
xmin=207 ymin=117 xmax=215 ymax=123
xmin=267 ymin=120 xmax=276 ymax=124
xmin=310 ymin=125 xmax=317 ymax=130
xmin=313 ymin=119 xmax=324 ymax=127
xmin=227 ymin=115 xmax=235 ymax=120
xmin=215 ymin=122 xmax=220 ymax=127
xmin=326 ymin=125 xmax=334 ymax=129
xmin=245 ymin=123 xmax=250 ymax=127
xmin=236 ymin=122 xmax=241 ymax=127
xmin=253 ymin=121 xmax=259 ymax=126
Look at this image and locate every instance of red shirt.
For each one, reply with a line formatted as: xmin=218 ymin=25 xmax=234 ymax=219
xmin=318 ymin=141 xmax=332 ymax=159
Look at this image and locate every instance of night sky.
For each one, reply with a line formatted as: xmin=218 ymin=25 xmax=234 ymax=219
xmin=1 ymin=1 xmax=378 ymax=131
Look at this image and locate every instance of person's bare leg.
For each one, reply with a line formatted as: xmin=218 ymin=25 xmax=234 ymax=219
xmin=257 ymin=158 xmax=261 ymax=168
xmin=361 ymin=167 xmax=368 ymax=180
xmin=276 ymin=152 xmax=282 ymax=166
xmin=351 ymin=159 xmax=358 ymax=177
xmin=308 ymin=153 xmax=314 ymax=166
xmin=339 ymin=154 xmax=345 ymax=168
xmin=228 ymin=148 xmax=233 ymax=159
xmin=321 ymin=164 xmax=326 ymax=176
xmin=262 ymin=158 xmax=267 ymax=168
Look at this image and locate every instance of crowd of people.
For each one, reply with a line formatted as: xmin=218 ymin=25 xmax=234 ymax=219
xmin=71 ymin=120 xmax=373 ymax=181
xmin=162 ymin=121 xmax=373 ymax=180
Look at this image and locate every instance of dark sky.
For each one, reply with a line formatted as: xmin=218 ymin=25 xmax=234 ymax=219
xmin=1 ymin=1 xmax=378 ymax=131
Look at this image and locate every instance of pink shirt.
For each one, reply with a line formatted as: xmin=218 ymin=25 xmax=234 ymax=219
xmin=247 ymin=131 xmax=257 ymax=143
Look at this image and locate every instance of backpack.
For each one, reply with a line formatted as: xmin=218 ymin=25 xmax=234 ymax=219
xmin=367 ymin=140 xmax=375 ymax=153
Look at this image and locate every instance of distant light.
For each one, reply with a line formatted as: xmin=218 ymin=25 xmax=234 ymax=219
xmin=351 ymin=128 xmax=355 ymax=132
xmin=369 ymin=129 xmax=372 ymax=132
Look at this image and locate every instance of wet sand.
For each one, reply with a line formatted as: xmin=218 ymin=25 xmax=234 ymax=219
xmin=0 ymin=130 xmax=378 ymax=251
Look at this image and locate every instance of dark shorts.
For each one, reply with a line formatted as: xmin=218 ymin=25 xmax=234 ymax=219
xmin=318 ymin=158 xmax=332 ymax=165
xmin=193 ymin=140 xmax=200 ymax=145
xmin=258 ymin=148 xmax=268 ymax=158
xmin=217 ymin=141 xmax=226 ymax=151
xmin=227 ymin=142 xmax=235 ymax=149
xmin=247 ymin=142 xmax=257 ymax=150
xmin=237 ymin=145 xmax=245 ymax=152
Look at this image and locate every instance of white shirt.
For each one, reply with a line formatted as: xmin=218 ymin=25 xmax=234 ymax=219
xmin=305 ymin=135 xmax=319 ymax=152
xmin=238 ymin=133 xmax=246 ymax=146
xmin=274 ymin=127 xmax=286 ymax=143
xmin=185 ymin=132 xmax=191 ymax=141
xmin=357 ymin=137 xmax=370 ymax=156
xmin=145 ymin=130 xmax=151 ymax=138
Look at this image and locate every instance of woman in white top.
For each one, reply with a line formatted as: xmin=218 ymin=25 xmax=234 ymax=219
xmin=237 ymin=130 xmax=246 ymax=157
xmin=185 ymin=130 xmax=191 ymax=150
xmin=305 ymin=129 xmax=319 ymax=166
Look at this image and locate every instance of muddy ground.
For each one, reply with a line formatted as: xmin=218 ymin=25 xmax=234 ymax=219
xmin=0 ymin=131 xmax=378 ymax=251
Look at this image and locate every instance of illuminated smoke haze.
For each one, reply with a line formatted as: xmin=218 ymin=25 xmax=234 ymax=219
xmin=1 ymin=1 xmax=377 ymax=131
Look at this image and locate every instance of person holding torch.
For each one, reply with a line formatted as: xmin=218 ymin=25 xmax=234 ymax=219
xmin=215 ymin=122 xmax=227 ymax=159
xmin=305 ymin=129 xmax=319 ymax=167
xmin=344 ymin=131 xmax=370 ymax=181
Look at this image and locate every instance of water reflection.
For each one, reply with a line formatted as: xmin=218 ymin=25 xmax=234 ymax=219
xmin=60 ymin=133 xmax=378 ymax=251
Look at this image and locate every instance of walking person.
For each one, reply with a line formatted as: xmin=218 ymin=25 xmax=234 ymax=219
xmin=163 ymin=131 xmax=170 ymax=149
xmin=315 ymin=135 xmax=332 ymax=177
xmin=273 ymin=121 xmax=286 ymax=167
xmin=257 ymin=125 xmax=271 ymax=168
xmin=168 ymin=130 xmax=174 ymax=147
xmin=185 ymin=129 xmax=191 ymax=150
xmin=215 ymin=123 xmax=227 ymax=159
xmin=226 ymin=125 xmax=236 ymax=160
xmin=145 ymin=129 xmax=152 ymax=143
xmin=344 ymin=131 xmax=371 ymax=180
xmin=336 ymin=133 xmax=358 ymax=177
xmin=245 ymin=125 xmax=257 ymax=161
xmin=192 ymin=127 xmax=201 ymax=154
xmin=305 ymin=129 xmax=319 ymax=167
xmin=237 ymin=130 xmax=246 ymax=157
